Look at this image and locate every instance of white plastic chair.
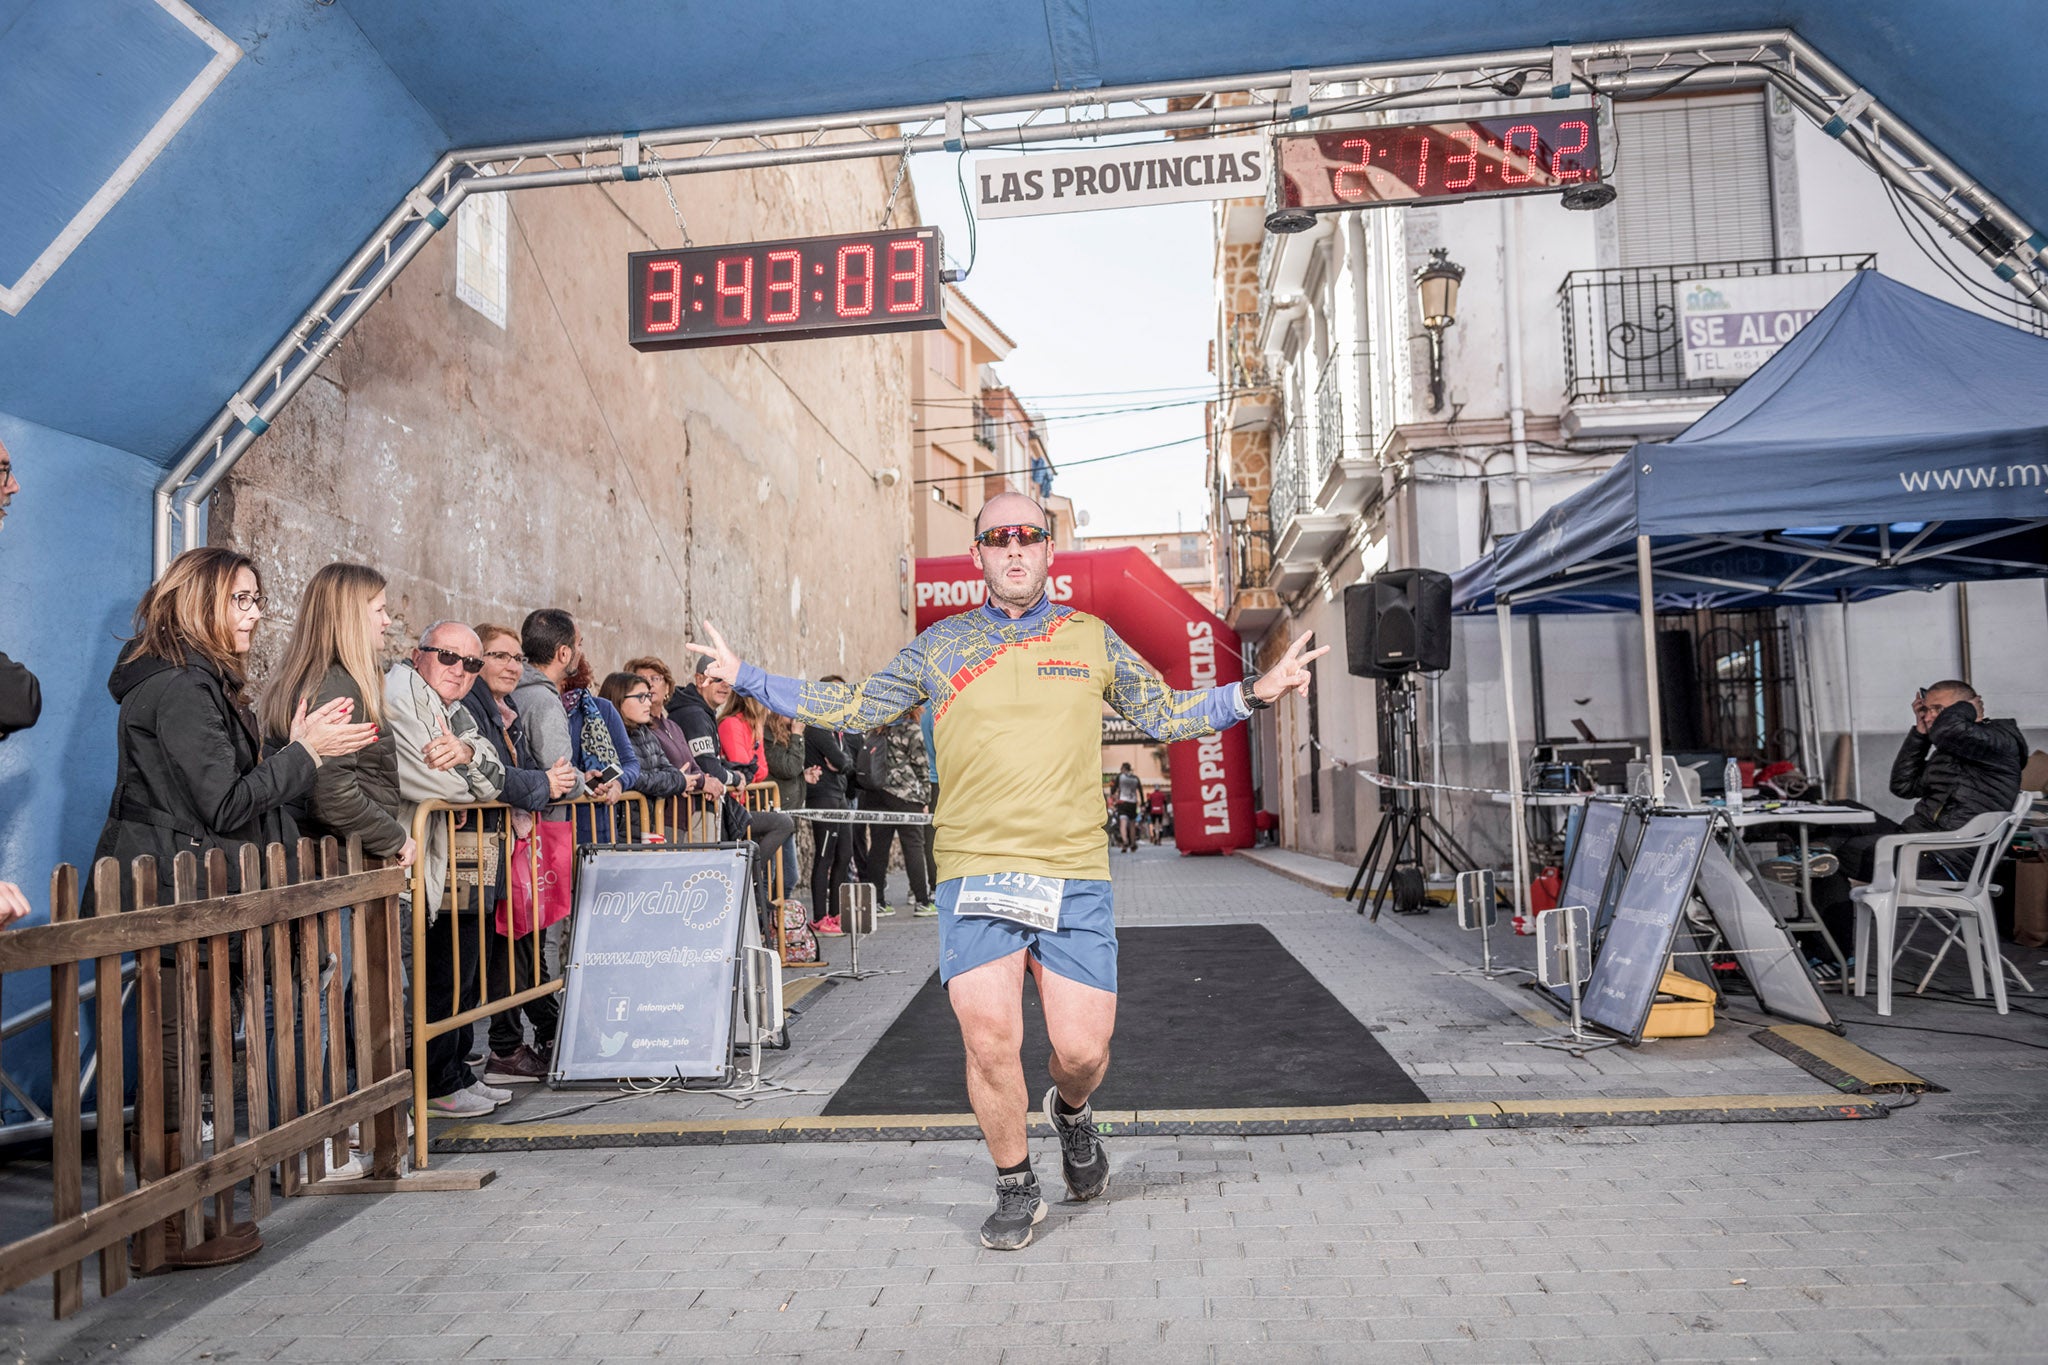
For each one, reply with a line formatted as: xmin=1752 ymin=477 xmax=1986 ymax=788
xmin=1851 ymin=793 xmax=2035 ymax=1016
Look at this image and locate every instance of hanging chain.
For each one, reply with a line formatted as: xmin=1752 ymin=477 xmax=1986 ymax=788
xmin=650 ymin=155 xmax=694 ymax=247
xmin=876 ymin=135 xmax=915 ymax=230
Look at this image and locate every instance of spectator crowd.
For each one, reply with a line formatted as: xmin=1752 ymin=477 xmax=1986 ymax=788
xmin=0 ymin=445 xmax=935 ymax=1269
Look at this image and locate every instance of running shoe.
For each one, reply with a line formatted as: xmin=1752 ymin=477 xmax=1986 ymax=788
xmin=425 ymin=1088 xmax=494 ymax=1118
xmin=466 ymin=1079 xmax=513 ymax=1107
xmin=875 ymin=903 xmax=898 ymax=917
xmin=979 ymin=1169 xmax=1048 ymax=1250
xmin=815 ymin=915 xmax=844 ymax=936
xmin=913 ymin=901 xmax=940 ymax=917
xmin=1041 ymin=1085 xmax=1110 ymax=1202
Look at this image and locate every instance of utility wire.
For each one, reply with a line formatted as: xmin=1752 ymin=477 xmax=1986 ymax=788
xmin=910 ymin=432 xmax=1206 ymax=484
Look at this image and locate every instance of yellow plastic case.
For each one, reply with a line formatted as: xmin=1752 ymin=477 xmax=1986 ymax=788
xmin=1642 ymin=969 xmax=1718 ymax=1038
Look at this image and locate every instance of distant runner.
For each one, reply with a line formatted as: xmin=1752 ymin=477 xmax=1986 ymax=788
xmin=689 ymin=491 xmax=1324 ymax=1249
xmin=1111 ymin=763 xmax=1144 ymax=852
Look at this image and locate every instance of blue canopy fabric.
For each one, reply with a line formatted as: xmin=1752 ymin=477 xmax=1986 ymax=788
xmin=1480 ymin=272 xmax=2048 ymax=612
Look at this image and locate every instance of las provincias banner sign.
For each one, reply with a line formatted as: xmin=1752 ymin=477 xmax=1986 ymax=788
xmin=972 ymin=136 xmax=1266 ymax=219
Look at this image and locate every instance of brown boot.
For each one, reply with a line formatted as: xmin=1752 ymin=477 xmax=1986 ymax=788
xmin=126 ymin=1135 xmax=263 ymax=1275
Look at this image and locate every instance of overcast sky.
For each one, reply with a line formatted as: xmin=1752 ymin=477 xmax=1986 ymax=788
xmin=909 ymin=157 xmax=1216 ymax=540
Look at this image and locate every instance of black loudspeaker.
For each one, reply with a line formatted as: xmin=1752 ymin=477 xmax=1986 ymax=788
xmin=1345 ymin=569 xmax=1453 ymax=677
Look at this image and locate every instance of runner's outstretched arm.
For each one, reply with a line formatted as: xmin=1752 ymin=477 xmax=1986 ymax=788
xmin=691 ymin=618 xmax=931 ymax=732
xmin=1101 ymin=626 xmax=1249 ymax=741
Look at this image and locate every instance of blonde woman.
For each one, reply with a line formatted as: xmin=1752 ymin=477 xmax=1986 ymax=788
xmin=260 ymin=563 xmax=416 ymax=868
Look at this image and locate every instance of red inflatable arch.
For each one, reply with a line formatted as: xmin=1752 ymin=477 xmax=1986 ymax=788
xmin=914 ymin=547 xmax=1255 ymax=855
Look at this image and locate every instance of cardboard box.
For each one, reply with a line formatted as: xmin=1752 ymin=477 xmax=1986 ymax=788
xmin=2014 ymin=849 xmax=2048 ymax=950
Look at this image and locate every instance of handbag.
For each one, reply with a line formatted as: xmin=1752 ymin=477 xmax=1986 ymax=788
xmin=497 ymin=819 xmax=576 ymax=937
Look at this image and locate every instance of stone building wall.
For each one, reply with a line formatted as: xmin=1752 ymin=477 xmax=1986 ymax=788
xmin=214 ymin=157 xmax=917 ymax=689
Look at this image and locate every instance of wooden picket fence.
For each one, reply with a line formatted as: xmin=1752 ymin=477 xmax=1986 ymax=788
xmin=0 ymin=835 xmax=477 ymax=1321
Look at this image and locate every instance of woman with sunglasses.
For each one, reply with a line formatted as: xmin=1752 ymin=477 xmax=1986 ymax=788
xmin=95 ymin=546 xmax=378 ymax=1270
xmin=261 ymin=563 xmax=416 ymax=870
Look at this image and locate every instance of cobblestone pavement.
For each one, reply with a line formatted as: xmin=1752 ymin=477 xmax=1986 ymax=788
xmin=4 ymin=844 xmax=2045 ymax=1363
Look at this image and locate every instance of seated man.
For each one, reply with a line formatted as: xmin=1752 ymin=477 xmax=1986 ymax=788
xmin=1811 ymin=679 xmax=2027 ymax=964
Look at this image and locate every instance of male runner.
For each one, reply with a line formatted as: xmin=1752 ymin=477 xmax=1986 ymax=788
xmin=689 ymin=491 xmax=1324 ymax=1249
xmin=1111 ymin=763 xmax=1144 ymax=852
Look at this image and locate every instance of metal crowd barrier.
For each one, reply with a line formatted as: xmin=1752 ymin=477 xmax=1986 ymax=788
xmin=645 ymin=783 xmax=803 ymax=965
xmin=405 ymin=792 xmax=649 ymax=1168
xmin=0 ymin=837 xmax=422 ymax=1319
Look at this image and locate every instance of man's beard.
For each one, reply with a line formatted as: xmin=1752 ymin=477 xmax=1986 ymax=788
xmin=983 ymin=559 xmax=1048 ymax=610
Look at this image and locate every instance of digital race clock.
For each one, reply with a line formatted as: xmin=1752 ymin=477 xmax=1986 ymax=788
xmin=1275 ymin=109 xmax=1602 ymax=211
xmin=628 ymin=227 xmax=945 ymax=351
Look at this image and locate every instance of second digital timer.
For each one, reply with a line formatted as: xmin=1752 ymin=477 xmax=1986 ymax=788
xmin=1276 ymin=109 xmax=1604 ymax=212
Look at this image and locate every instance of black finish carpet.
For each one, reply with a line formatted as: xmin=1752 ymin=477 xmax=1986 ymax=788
xmin=821 ymin=922 xmax=1427 ymax=1115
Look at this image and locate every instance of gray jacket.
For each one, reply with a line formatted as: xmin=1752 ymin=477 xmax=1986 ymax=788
xmin=510 ymin=664 xmax=587 ymax=815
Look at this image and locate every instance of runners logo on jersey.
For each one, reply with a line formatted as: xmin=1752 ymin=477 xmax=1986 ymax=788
xmin=1037 ymin=658 xmax=1093 ymax=682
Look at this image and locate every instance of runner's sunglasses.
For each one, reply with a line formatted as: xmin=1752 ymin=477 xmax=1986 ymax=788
xmin=974 ymin=523 xmax=1050 ymax=548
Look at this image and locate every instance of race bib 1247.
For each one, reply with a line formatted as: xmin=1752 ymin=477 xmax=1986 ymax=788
xmin=953 ymin=873 xmax=1065 ymax=931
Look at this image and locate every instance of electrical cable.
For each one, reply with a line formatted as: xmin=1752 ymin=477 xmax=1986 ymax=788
xmin=910 ymin=431 xmax=1205 ymax=484
xmin=1841 ymin=1018 xmax=2048 ymax=1051
xmin=1872 ymin=168 xmax=2043 ymax=326
xmin=950 ymin=147 xmax=978 ymax=281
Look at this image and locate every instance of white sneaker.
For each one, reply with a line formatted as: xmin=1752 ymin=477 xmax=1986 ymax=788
xmin=425 ymin=1088 xmax=494 ymax=1117
xmin=321 ymin=1151 xmax=366 ymax=1181
xmin=466 ymin=1079 xmax=513 ymax=1106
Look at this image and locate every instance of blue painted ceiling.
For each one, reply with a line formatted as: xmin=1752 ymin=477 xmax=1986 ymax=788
xmin=0 ymin=0 xmax=2040 ymax=467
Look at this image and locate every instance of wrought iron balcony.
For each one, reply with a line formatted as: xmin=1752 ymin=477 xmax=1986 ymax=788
xmin=971 ymin=399 xmax=997 ymax=449
xmin=1558 ymin=254 xmax=1875 ymax=404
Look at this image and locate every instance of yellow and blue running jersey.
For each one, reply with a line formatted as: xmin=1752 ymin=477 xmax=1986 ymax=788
xmin=738 ymin=593 xmax=1247 ymax=883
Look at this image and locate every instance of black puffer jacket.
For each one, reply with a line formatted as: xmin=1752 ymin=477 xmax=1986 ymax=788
xmin=1890 ymin=706 xmax=2028 ymax=833
xmin=0 ymin=650 xmax=40 ymax=739
xmin=804 ymin=725 xmax=856 ymax=809
xmin=94 ymin=650 xmax=317 ymax=906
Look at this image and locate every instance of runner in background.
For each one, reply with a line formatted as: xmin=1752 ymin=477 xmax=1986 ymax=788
xmin=1111 ymin=763 xmax=1144 ymax=853
xmin=689 ymin=490 xmax=1325 ymax=1250
xmin=1145 ymin=786 xmax=1168 ymax=845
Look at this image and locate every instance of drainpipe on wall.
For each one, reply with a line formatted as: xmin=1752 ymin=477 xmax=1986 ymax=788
xmin=1500 ymin=197 xmax=1533 ymax=530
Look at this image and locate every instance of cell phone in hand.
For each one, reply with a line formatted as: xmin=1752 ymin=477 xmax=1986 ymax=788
xmin=590 ymin=762 xmax=622 ymax=787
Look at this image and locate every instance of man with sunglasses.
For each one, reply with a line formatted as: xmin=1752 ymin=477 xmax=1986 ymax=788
xmin=387 ymin=622 xmax=508 ymax=1114
xmin=690 ymin=491 xmax=1326 ymax=1250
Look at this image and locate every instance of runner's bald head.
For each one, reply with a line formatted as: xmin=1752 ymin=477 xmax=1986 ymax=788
xmin=975 ymin=492 xmax=1048 ymax=534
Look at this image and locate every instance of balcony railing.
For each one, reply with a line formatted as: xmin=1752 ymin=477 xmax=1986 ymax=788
xmin=1310 ymin=346 xmax=1376 ymax=487
xmin=1269 ymin=416 xmax=1313 ymax=532
xmin=1559 ymin=254 xmax=1875 ymax=403
xmin=971 ymin=399 xmax=997 ymax=449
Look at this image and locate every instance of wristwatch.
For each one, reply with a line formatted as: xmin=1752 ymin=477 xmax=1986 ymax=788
xmin=1239 ymin=674 xmax=1272 ymax=712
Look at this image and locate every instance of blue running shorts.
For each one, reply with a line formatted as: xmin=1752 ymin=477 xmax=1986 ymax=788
xmin=935 ymin=877 xmax=1117 ymax=993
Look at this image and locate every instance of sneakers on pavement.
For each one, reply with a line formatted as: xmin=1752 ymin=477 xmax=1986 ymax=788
xmin=484 ymin=1045 xmax=549 ymax=1084
xmin=979 ymin=1170 xmax=1048 ymax=1250
xmin=1042 ymin=1085 xmax=1110 ymax=1202
xmin=874 ymin=903 xmax=898 ymax=917
xmin=425 ymin=1087 xmax=494 ymax=1118
xmin=913 ymin=901 xmax=940 ymax=917
xmin=466 ymin=1079 xmax=512 ymax=1106
xmin=815 ymin=915 xmax=844 ymax=936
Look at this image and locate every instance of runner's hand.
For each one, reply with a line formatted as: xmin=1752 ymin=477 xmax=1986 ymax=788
xmin=1252 ymin=629 xmax=1330 ymax=703
xmin=683 ymin=620 xmax=743 ymax=685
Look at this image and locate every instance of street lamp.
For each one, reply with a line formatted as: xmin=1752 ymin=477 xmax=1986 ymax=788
xmin=1414 ymin=247 xmax=1466 ymax=413
xmin=1223 ymin=484 xmax=1251 ymax=526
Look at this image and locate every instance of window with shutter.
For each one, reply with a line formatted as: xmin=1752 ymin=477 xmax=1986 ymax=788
xmin=1615 ymin=92 xmax=1774 ymax=267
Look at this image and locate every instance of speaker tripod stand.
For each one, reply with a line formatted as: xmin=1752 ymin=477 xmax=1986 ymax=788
xmin=1346 ymin=672 xmax=1492 ymax=921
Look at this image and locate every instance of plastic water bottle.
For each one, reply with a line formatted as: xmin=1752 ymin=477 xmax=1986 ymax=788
xmin=1725 ymin=759 xmax=1744 ymax=814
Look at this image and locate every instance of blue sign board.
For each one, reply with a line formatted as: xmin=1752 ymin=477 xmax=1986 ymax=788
xmin=555 ymin=845 xmax=753 ymax=1082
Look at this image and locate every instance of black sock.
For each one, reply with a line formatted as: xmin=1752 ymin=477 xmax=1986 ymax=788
xmin=1054 ymin=1092 xmax=1086 ymax=1117
xmin=997 ymin=1156 xmax=1032 ymax=1179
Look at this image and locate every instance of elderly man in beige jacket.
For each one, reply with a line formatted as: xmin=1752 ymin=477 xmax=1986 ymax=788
xmin=385 ymin=620 xmax=505 ymax=1116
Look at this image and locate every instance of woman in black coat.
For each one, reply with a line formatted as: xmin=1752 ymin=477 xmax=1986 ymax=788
xmin=93 ymin=546 xmax=375 ymax=1271
xmin=95 ymin=548 xmax=377 ymax=904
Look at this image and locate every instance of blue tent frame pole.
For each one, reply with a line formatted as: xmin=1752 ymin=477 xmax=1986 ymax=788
xmin=1638 ymin=536 xmax=1667 ymax=804
xmin=1496 ymin=600 xmax=1531 ymax=925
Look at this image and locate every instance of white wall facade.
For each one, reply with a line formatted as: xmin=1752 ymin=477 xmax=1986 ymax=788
xmin=1217 ymin=83 xmax=2048 ymax=867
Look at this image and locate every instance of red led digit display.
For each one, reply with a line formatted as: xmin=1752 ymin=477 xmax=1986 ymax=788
xmin=1276 ymin=109 xmax=1602 ymax=212
xmin=628 ymin=227 xmax=945 ymax=352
